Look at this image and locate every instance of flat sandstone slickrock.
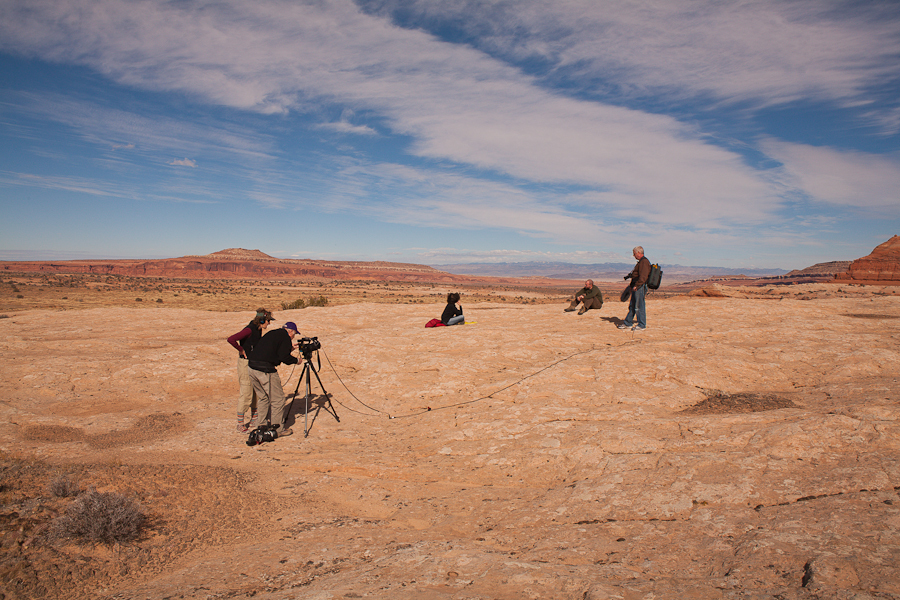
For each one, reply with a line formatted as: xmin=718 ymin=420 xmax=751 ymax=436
xmin=0 ymin=291 xmax=899 ymax=599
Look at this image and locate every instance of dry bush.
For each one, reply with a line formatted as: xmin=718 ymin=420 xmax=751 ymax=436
xmin=282 ymin=295 xmax=329 ymax=310
xmin=282 ymin=297 xmax=306 ymax=310
xmin=51 ymin=488 xmax=147 ymax=544
xmin=48 ymin=474 xmax=81 ymax=498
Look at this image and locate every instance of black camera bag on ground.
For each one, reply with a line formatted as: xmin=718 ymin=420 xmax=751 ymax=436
xmin=246 ymin=424 xmax=279 ymax=446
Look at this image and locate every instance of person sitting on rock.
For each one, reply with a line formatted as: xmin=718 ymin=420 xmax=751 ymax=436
xmin=565 ymin=279 xmax=603 ymax=315
xmin=441 ymin=292 xmax=465 ymax=325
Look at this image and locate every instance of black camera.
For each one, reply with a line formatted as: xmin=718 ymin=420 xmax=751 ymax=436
xmin=246 ymin=424 xmax=279 ymax=446
xmin=298 ymin=336 xmax=321 ymax=355
xmin=624 ymin=273 xmax=634 ymax=280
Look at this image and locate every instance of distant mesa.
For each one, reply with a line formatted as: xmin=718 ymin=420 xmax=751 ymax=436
xmin=201 ymin=248 xmax=276 ymax=261
xmin=785 ymin=261 xmax=852 ymax=277
xmin=0 ymin=248 xmax=482 ymax=284
xmin=835 ymin=235 xmax=900 ymax=283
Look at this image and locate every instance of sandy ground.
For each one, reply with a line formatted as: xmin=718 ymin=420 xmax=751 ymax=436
xmin=1 ymin=287 xmax=899 ymax=599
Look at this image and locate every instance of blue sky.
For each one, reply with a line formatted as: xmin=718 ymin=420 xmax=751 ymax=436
xmin=1 ymin=0 xmax=898 ymax=269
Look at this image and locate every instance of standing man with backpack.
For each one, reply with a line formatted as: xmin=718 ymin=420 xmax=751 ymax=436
xmin=619 ymin=246 xmax=651 ymax=331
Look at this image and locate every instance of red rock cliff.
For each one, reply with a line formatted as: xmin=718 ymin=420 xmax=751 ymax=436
xmin=835 ymin=235 xmax=900 ymax=282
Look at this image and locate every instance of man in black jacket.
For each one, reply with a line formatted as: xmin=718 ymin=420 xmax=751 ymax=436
xmin=248 ymin=321 xmax=300 ymax=436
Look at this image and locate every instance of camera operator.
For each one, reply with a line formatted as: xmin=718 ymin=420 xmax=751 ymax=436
xmin=247 ymin=321 xmax=300 ymax=437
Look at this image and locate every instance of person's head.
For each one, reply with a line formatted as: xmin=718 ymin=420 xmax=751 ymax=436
xmin=283 ymin=321 xmax=299 ymax=338
xmin=447 ymin=292 xmax=461 ymax=304
xmin=253 ymin=308 xmax=273 ymax=328
xmin=632 ymin=246 xmax=644 ymax=260
xmin=584 ymin=279 xmax=594 ymax=288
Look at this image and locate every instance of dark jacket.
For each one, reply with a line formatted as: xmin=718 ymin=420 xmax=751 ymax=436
xmin=441 ymin=303 xmax=462 ymax=324
xmin=630 ymin=256 xmax=651 ymax=288
xmin=225 ymin=321 xmax=264 ymax=357
xmin=248 ymin=328 xmax=298 ymax=373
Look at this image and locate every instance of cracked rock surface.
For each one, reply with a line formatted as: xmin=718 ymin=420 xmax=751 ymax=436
xmin=1 ymin=292 xmax=899 ymax=599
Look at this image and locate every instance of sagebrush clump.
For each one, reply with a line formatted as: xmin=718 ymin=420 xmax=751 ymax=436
xmin=281 ymin=295 xmax=328 ymax=310
xmin=48 ymin=474 xmax=81 ymax=498
xmin=51 ymin=488 xmax=146 ymax=544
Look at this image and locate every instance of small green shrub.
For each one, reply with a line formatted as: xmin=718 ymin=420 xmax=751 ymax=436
xmin=51 ymin=488 xmax=146 ymax=545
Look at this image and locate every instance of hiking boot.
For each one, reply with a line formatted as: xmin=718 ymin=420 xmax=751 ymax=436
xmin=617 ymin=323 xmax=631 ymax=329
xmin=577 ymin=307 xmax=587 ymax=315
xmin=564 ymin=308 xmax=576 ymax=312
xmin=632 ymin=326 xmax=646 ymax=332
xmin=237 ymin=422 xmax=249 ymax=433
xmin=279 ymin=428 xmax=294 ymax=437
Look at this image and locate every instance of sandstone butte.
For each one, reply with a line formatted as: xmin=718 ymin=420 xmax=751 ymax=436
xmin=836 ymin=234 xmax=900 ymax=283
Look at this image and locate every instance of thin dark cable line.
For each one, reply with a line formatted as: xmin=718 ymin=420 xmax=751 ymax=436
xmin=318 ymin=340 xmax=642 ymax=420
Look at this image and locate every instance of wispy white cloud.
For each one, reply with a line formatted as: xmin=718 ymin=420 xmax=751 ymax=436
xmin=0 ymin=171 xmax=131 ymax=198
xmin=363 ymin=0 xmax=900 ymax=110
xmin=0 ymin=0 xmax=783 ymax=228
xmin=169 ymin=157 xmax=197 ymax=167
xmin=6 ymin=91 xmax=276 ymax=164
xmin=763 ymin=140 xmax=900 ymax=213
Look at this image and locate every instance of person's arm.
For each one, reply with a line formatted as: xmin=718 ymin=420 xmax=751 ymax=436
xmin=227 ymin=328 xmax=252 ymax=356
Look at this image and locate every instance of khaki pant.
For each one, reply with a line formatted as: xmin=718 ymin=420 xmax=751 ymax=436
xmin=236 ymin=358 xmax=257 ymax=416
xmin=249 ymin=368 xmax=286 ymax=428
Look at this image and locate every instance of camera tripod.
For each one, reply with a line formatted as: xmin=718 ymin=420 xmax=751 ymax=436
xmin=287 ymin=350 xmax=340 ymax=437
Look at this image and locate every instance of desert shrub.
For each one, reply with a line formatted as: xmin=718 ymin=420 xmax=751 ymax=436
xmin=306 ymin=295 xmax=328 ymax=307
xmin=51 ymin=488 xmax=146 ymax=544
xmin=48 ymin=474 xmax=81 ymax=498
xmin=281 ymin=296 xmax=329 ymax=310
xmin=135 ymin=298 xmax=142 ymax=302
xmin=281 ymin=297 xmax=306 ymax=310
xmin=16 ymin=294 xmax=23 ymax=299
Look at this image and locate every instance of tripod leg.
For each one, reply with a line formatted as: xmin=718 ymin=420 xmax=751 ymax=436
xmin=309 ymin=363 xmax=339 ymax=423
xmin=284 ymin=363 xmax=308 ymax=428
xmin=304 ymin=365 xmax=311 ymax=437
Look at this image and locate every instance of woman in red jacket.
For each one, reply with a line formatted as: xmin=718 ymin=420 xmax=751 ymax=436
xmin=226 ymin=308 xmax=272 ymax=432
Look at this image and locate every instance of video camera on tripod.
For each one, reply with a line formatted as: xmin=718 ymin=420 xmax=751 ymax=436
xmin=297 ymin=336 xmax=321 ymax=357
xmin=287 ymin=336 xmax=339 ymax=437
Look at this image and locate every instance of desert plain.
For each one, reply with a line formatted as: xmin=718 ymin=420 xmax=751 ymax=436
xmin=1 ymin=275 xmax=900 ymax=600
